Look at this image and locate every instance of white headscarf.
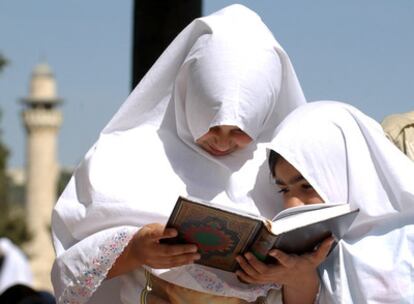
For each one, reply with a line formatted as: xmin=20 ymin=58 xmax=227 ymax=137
xmin=267 ymin=101 xmax=414 ymax=303
xmin=52 ymin=4 xmax=305 ymax=303
xmin=0 ymin=238 xmax=33 ymax=293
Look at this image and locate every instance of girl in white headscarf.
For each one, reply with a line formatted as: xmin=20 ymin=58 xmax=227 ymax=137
xmin=51 ymin=4 xmax=306 ymax=304
xmin=266 ymin=101 xmax=414 ymax=303
xmin=0 ymin=238 xmax=33 ymax=294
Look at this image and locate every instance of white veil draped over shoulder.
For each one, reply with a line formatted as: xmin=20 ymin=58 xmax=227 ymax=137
xmin=267 ymin=101 xmax=414 ymax=303
xmin=51 ymin=5 xmax=306 ymax=303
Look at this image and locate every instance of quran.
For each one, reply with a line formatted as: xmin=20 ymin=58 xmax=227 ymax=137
xmin=162 ymin=196 xmax=359 ymax=272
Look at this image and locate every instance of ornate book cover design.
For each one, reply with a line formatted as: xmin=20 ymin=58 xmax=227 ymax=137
xmin=164 ymin=197 xmax=263 ymax=272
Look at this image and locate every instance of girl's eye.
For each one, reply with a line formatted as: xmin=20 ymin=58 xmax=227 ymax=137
xmin=231 ymin=128 xmax=245 ymax=135
xmin=278 ymin=188 xmax=288 ymax=194
xmin=302 ymin=184 xmax=314 ymax=190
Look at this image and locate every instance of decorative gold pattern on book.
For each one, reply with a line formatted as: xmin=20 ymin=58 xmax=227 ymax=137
xmin=167 ymin=198 xmax=262 ymax=272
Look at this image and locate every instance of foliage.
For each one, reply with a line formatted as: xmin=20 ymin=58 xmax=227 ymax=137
xmin=57 ymin=169 xmax=73 ymax=197
xmin=0 ymin=115 xmax=9 ymax=205
xmin=0 ymin=53 xmax=31 ymax=246
xmin=0 ymin=203 xmax=31 ymax=246
xmin=0 ymin=53 xmax=10 ymax=206
xmin=0 ymin=54 xmax=7 ymax=73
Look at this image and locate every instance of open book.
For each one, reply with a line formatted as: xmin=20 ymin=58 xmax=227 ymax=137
xmin=162 ymin=196 xmax=359 ymax=272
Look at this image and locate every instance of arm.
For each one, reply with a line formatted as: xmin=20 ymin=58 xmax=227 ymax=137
xmin=52 ymin=225 xmax=137 ymax=304
xmin=107 ymin=223 xmax=200 ymax=279
xmin=52 ymin=221 xmax=199 ymax=304
xmin=236 ymin=237 xmax=334 ymax=304
xmin=278 ymin=252 xmax=320 ymax=304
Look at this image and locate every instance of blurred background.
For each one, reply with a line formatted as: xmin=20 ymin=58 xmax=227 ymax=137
xmin=0 ymin=0 xmax=413 ymax=297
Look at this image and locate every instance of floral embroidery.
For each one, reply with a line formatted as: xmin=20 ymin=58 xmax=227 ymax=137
xmin=59 ymin=229 xmax=133 ymax=304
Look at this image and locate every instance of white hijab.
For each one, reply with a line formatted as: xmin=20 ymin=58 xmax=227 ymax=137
xmin=0 ymin=238 xmax=33 ymax=293
xmin=267 ymin=101 xmax=414 ymax=303
xmin=52 ymin=4 xmax=305 ymax=303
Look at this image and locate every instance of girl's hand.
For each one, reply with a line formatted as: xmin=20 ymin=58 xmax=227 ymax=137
xmin=236 ymin=236 xmax=334 ymax=304
xmin=235 ymin=236 xmax=334 ymax=286
xmin=128 ymin=223 xmax=200 ymax=269
xmin=107 ymin=223 xmax=200 ymax=279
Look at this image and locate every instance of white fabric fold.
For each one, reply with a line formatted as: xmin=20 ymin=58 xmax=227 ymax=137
xmin=52 ymin=4 xmax=306 ymax=303
xmin=267 ymin=101 xmax=414 ymax=303
xmin=0 ymin=238 xmax=33 ymax=293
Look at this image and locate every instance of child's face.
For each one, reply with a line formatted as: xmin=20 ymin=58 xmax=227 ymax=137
xmin=274 ymin=156 xmax=324 ymax=209
xmin=196 ymin=125 xmax=252 ymax=156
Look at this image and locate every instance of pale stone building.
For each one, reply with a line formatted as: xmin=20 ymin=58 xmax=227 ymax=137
xmin=381 ymin=110 xmax=414 ymax=161
xmin=21 ymin=62 xmax=62 ymax=291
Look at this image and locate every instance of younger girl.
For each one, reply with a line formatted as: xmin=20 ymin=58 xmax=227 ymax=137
xmin=263 ymin=101 xmax=414 ymax=303
xmin=236 ymin=150 xmax=333 ymax=304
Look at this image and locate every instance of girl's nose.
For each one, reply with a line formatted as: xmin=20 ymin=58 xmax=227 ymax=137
xmin=214 ymin=135 xmax=232 ymax=151
xmin=284 ymin=196 xmax=305 ymax=209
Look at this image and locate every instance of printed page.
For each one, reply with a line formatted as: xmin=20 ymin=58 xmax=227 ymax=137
xmin=272 ymin=202 xmax=347 ymax=221
xmin=270 ymin=203 xmax=356 ymax=235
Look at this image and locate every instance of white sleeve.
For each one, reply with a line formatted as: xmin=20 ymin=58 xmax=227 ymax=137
xmin=52 ymin=225 xmax=138 ymax=304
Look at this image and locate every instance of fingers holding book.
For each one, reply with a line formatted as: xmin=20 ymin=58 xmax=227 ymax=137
xmin=235 ymin=235 xmax=334 ymax=286
xmin=271 ymin=235 xmax=334 ymax=271
xmin=235 ymin=252 xmax=278 ymax=284
xmin=130 ymin=223 xmax=201 ymax=269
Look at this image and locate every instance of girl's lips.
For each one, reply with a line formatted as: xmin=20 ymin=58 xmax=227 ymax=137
xmin=208 ymin=145 xmax=233 ymax=156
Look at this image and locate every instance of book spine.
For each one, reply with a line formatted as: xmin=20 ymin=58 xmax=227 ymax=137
xmin=248 ymin=228 xmax=278 ymax=262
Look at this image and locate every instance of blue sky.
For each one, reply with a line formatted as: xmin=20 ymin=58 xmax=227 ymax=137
xmin=1 ymin=1 xmax=413 ymax=168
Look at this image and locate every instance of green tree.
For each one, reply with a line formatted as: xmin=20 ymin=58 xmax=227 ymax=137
xmin=57 ymin=168 xmax=72 ymax=197
xmin=0 ymin=53 xmax=31 ymax=245
xmin=0 ymin=53 xmax=7 ymax=71
xmin=0 ymin=53 xmax=10 ymax=207
xmin=0 ymin=109 xmax=10 ymax=209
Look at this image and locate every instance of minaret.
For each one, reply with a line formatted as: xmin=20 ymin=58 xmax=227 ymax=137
xmin=21 ymin=62 xmax=62 ymax=291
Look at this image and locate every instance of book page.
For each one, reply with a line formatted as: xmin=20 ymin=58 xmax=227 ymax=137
xmin=270 ymin=203 xmax=356 ymax=235
xmin=186 ymin=195 xmax=263 ymax=219
xmin=272 ymin=202 xmax=346 ymax=221
xmin=272 ymin=207 xmax=359 ymax=254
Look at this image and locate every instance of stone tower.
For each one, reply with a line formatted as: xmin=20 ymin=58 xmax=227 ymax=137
xmin=21 ymin=63 xmax=62 ymax=291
